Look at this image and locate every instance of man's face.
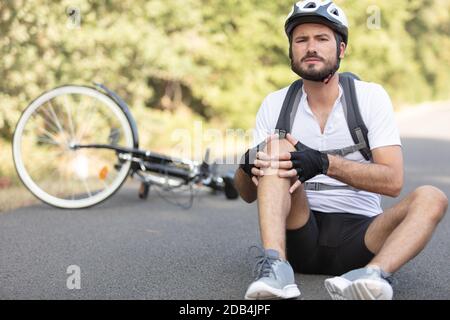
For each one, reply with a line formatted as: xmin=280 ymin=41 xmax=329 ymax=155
xmin=290 ymin=23 xmax=345 ymax=81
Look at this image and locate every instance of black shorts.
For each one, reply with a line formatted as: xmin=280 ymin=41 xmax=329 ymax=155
xmin=286 ymin=210 xmax=376 ymax=276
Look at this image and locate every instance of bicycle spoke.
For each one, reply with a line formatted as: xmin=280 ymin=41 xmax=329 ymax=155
xmin=82 ymin=178 xmax=92 ymax=198
xmin=48 ymin=100 xmax=70 ymax=144
xmin=36 ymin=107 xmax=62 ymax=136
xmin=76 ymin=109 xmax=91 ymax=142
xmin=69 ymin=173 xmax=79 ymax=201
xmin=101 ymin=179 xmax=108 ymax=191
xmin=23 ymin=119 xmax=60 ymax=148
xmin=37 ymin=126 xmax=60 ymax=143
xmin=64 ymin=95 xmax=76 ymax=140
xmin=76 ymin=96 xmax=98 ymax=142
xmin=24 ymin=152 xmax=59 ymax=182
xmin=36 ymin=136 xmax=61 ymax=146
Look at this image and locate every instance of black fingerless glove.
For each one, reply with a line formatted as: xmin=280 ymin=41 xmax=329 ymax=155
xmin=239 ymin=141 xmax=267 ymax=178
xmin=290 ymin=141 xmax=329 ymax=183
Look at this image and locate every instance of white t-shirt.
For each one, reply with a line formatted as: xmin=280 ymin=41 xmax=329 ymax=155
xmin=252 ymin=80 xmax=402 ymax=217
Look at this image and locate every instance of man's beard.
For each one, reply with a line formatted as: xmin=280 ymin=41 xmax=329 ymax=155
xmin=291 ymin=54 xmax=339 ymax=82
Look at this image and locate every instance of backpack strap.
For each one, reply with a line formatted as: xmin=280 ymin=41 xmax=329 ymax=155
xmin=303 ymin=182 xmax=360 ymax=192
xmin=275 ymin=73 xmax=372 ymax=161
xmin=274 ymin=73 xmax=373 ymax=192
xmin=275 ymin=79 xmax=303 ymax=138
xmin=338 ymin=73 xmax=372 ymax=161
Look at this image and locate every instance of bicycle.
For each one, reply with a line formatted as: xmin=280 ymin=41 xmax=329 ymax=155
xmin=12 ymin=83 xmax=239 ymax=209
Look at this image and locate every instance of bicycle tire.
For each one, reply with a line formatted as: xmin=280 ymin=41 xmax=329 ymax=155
xmin=12 ymin=85 xmax=135 ymax=209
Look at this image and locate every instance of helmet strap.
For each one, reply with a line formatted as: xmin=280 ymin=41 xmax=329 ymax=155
xmin=323 ymin=34 xmax=342 ymax=84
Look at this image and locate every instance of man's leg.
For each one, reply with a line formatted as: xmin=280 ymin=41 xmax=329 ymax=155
xmin=365 ymin=185 xmax=448 ymax=273
xmin=257 ymin=138 xmax=310 ymax=259
xmin=325 ymin=185 xmax=448 ymax=300
xmin=245 ymin=138 xmax=309 ymax=299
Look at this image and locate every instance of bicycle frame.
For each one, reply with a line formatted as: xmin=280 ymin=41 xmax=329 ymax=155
xmin=72 ymin=83 xmax=214 ymax=189
xmin=73 ymin=142 xmax=200 ymax=181
xmin=13 ymin=82 xmax=238 ymax=209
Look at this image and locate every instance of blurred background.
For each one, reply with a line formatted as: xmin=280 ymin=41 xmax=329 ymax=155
xmin=1 ymin=0 xmax=449 ymax=210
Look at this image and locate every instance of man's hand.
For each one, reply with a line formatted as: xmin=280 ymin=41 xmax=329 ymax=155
xmin=250 ymin=151 xmax=273 ymax=187
xmin=271 ymin=133 xmax=329 ymax=193
xmin=239 ymin=134 xmax=278 ymax=187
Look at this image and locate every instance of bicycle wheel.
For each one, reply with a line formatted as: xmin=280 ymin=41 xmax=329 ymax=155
xmin=12 ymin=85 xmax=135 ymax=209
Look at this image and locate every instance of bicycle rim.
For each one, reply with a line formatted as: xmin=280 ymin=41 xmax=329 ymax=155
xmin=12 ymin=85 xmax=134 ymax=209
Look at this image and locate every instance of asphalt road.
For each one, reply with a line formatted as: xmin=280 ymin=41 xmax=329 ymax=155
xmin=1 ymin=104 xmax=449 ymax=300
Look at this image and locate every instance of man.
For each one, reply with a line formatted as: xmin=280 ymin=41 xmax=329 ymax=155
xmin=234 ymin=0 xmax=448 ymax=300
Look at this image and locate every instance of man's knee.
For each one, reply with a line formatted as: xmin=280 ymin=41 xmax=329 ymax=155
xmin=261 ymin=138 xmax=297 ymax=178
xmin=412 ymin=185 xmax=448 ymax=222
xmin=264 ymin=138 xmax=296 ymax=156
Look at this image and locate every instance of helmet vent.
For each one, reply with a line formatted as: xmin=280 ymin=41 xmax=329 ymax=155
xmin=286 ymin=1 xmax=349 ymax=44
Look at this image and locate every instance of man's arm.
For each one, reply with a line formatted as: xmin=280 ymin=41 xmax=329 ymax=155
xmin=276 ymin=134 xmax=403 ymax=197
xmin=326 ymin=145 xmax=404 ymax=197
xmin=234 ymin=167 xmax=257 ymax=203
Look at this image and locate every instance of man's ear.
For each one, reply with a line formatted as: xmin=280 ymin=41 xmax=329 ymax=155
xmin=339 ymin=42 xmax=346 ymax=59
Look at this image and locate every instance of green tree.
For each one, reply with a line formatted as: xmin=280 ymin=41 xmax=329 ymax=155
xmin=1 ymin=0 xmax=449 ymax=146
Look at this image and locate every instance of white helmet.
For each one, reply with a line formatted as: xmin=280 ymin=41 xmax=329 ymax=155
xmin=285 ymin=0 xmax=349 ymax=45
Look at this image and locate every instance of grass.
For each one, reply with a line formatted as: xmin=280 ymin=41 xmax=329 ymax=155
xmin=0 ymin=184 xmax=41 ymax=213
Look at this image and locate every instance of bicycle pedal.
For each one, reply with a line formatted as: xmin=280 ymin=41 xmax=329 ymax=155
xmin=139 ymin=182 xmax=150 ymax=199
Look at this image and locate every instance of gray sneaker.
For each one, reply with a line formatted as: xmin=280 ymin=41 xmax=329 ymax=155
xmin=324 ymin=266 xmax=394 ymax=300
xmin=244 ymin=247 xmax=301 ymax=300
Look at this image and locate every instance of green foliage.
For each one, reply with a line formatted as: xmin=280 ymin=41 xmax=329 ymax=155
xmin=339 ymin=0 xmax=450 ymax=103
xmin=0 ymin=0 xmax=449 ymax=148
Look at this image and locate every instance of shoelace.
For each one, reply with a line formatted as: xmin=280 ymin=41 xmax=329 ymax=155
xmin=248 ymin=246 xmax=278 ymax=281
